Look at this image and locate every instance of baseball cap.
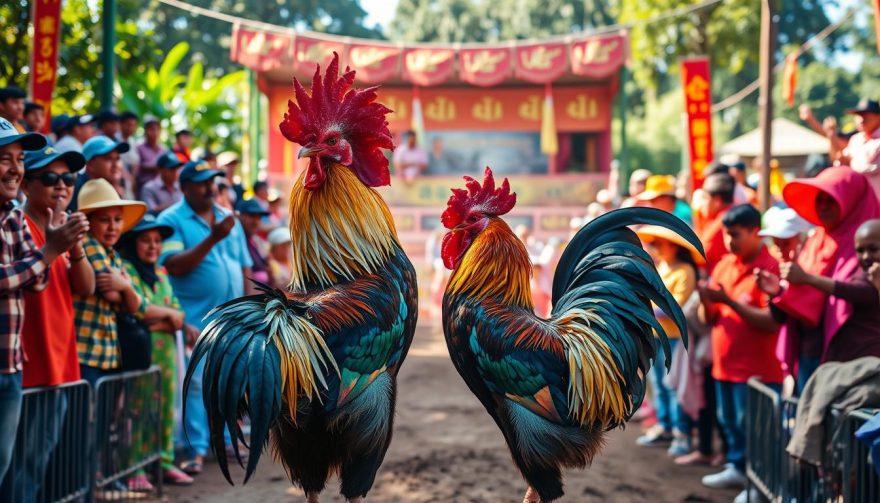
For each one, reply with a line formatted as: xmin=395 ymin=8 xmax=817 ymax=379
xmin=0 ymin=86 xmax=26 ymax=101
xmin=66 ymin=115 xmax=94 ymax=130
xmin=143 ymin=115 xmax=160 ymax=127
xmin=178 ymin=160 xmax=223 ymax=184
xmin=94 ymin=109 xmax=120 ymax=126
xmin=51 ymin=114 xmax=71 ymax=135
xmin=267 ymin=227 xmax=291 ymax=246
xmin=0 ymin=117 xmax=47 ymax=150
xmin=157 ymin=151 xmax=183 ymax=169
xmin=237 ymin=198 xmax=269 ymax=216
xmin=759 ymin=207 xmax=812 ymax=239
xmin=24 ymin=145 xmax=86 ymax=172
xmin=82 ymin=135 xmax=130 ymax=161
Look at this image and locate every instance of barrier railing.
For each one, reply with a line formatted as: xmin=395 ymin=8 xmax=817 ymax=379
xmin=746 ymin=379 xmax=880 ymax=503
xmin=745 ymin=378 xmax=783 ymax=502
xmin=93 ymin=367 xmax=164 ymax=501
xmin=0 ymin=380 xmax=92 ymax=503
xmin=0 ymin=367 xmax=164 ymax=503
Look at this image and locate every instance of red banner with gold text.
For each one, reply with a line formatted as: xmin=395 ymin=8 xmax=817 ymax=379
xmin=230 ymin=25 xmax=294 ymax=72
xmin=570 ymin=33 xmax=627 ymax=79
xmin=348 ymin=44 xmax=401 ymax=84
xmin=681 ymin=58 xmax=714 ymax=189
xmin=402 ymin=48 xmax=456 ymax=86
xmin=459 ymin=47 xmax=512 ymax=87
xmin=30 ymin=0 xmax=63 ymax=134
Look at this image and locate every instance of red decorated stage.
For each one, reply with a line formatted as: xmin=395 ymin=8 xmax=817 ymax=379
xmin=229 ymin=26 xmax=628 ymax=263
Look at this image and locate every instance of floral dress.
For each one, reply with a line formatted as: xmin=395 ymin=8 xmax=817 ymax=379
xmin=125 ymin=261 xmax=183 ymax=470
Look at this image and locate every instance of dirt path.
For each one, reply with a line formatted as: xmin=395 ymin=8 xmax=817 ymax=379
xmin=165 ymin=326 xmax=738 ymax=502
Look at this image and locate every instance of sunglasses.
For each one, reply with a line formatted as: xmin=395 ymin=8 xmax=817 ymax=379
xmin=26 ymin=171 xmax=77 ymax=187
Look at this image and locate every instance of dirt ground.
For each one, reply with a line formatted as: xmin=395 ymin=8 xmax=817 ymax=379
xmin=163 ymin=325 xmax=739 ymax=503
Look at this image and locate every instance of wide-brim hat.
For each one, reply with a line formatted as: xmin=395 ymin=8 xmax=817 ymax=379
xmin=636 ymin=225 xmax=706 ymax=265
xmin=77 ymin=178 xmax=146 ymax=233
xmin=636 ymin=175 xmax=677 ymax=201
xmin=119 ymin=214 xmax=173 ymax=244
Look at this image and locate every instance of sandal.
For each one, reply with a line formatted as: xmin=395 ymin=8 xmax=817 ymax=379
xmin=180 ymin=460 xmax=203 ymax=476
xmin=164 ymin=467 xmax=195 ymax=485
xmin=127 ymin=474 xmax=155 ymax=492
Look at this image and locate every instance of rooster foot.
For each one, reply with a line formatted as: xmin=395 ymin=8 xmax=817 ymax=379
xmin=306 ymin=492 xmax=319 ymax=503
xmin=523 ymin=486 xmax=541 ymax=503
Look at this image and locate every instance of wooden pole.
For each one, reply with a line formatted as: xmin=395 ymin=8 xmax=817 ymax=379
xmin=758 ymin=0 xmax=776 ymax=211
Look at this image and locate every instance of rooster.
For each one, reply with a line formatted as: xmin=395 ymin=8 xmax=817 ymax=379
xmin=441 ymin=168 xmax=703 ymax=502
xmin=184 ymin=54 xmax=417 ymax=503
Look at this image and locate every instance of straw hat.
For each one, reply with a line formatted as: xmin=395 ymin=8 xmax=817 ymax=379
xmin=635 ymin=225 xmax=706 ymax=265
xmin=636 ymin=175 xmax=677 ymax=201
xmin=77 ymin=178 xmax=146 ymax=233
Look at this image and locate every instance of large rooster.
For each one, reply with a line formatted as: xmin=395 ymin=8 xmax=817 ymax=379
xmin=184 ymin=54 xmax=417 ymax=503
xmin=441 ymin=168 xmax=703 ymax=502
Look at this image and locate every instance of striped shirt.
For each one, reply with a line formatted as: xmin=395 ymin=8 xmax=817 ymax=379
xmin=74 ymin=236 xmax=144 ymax=369
xmin=0 ymin=204 xmax=49 ymax=374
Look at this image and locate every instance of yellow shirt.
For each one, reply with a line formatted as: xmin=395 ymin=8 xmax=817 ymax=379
xmin=656 ymin=261 xmax=696 ymax=339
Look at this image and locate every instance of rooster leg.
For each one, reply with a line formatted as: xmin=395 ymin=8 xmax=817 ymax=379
xmin=523 ymin=486 xmax=541 ymax=503
xmin=306 ymin=492 xmax=320 ymax=503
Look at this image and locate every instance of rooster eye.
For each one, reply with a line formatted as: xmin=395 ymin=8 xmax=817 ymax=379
xmin=467 ymin=215 xmax=478 ymax=223
xmin=326 ymin=137 xmax=337 ymax=146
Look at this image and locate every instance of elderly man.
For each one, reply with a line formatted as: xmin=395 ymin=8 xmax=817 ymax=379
xmin=839 ymin=98 xmax=880 ymax=200
xmin=157 ymin=160 xmax=253 ymax=475
xmin=0 ymin=118 xmax=87 ymax=483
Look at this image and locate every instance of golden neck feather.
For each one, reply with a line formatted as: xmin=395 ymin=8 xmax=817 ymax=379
xmin=446 ymin=218 xmax=534 ymax=309
xmin=287 ymin=164 xmax=398 ymax=292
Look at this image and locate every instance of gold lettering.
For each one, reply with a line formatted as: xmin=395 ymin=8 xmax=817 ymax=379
xmin=572 ymin=39 xmax=619 ymax=65
xmin=298 ymin=42 xmax=335 ymax=63
xmin=565 ymin=94 xmax=598 ymax=121
xmin=350 ymin=47 xmax=398 ymax=69
xmin=685 ymin=74 xmax=710 ymax=102
xmin=462 ymin=50 xmax=507 ymax=74
xmin=406 ymin=50 xmax=452 ymax=73
xmin=383 ymin=95 xmax=408 ymax=120
xmin=690 ymin=118 xmax=710 ymax=137
xmin=38 ymin=16 xmax=55 ymax=35
xmin=35 ymin=60 xmax=55 ymax=84
xmin=517 ymin=95 xmax=542 ymax=121
xmin=425 ymin=96 xmax=456 ymax=122
xmin=472 ymin=96 xmax=503 ymax=122
xmin=519 ymin=46 xmax=562 ymax=70
xmin=694 ymin=138 xmax=710 ymax=158
xmin=39 ymin=37 xmax=53 ymax=58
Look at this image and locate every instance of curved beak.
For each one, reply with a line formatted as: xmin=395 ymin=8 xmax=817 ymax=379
xmin=452 ymin=224 xmax=466 ymax=232
xmin=298 ymin=146 xmax=323 ymax=159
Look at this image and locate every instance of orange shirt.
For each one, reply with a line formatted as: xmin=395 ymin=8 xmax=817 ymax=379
xmin=21 ymin=215 xmax=81 ymax=387
xmin=698 ymin=206 xmax=730 ymax=275
xmin=710 ymin=247 xmax=783 ymax=383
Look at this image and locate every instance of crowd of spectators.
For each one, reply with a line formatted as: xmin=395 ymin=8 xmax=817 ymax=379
xmin=0 ymin=84 xmax=292 ymax=498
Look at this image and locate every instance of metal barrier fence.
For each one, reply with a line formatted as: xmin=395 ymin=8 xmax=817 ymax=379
xmin=746 ymin=378 xmax=880 ymax=503
xmin=0 ymin=380 xmax=92 ymax=503
xmin=93 ymin=367 xmax=164 ymax=501
xmin=0 ymin=367 xmax=164 ymax=503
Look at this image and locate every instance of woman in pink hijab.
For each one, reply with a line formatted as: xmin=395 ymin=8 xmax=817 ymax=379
xmin=757 ymin=167 xmax=880 ymax=390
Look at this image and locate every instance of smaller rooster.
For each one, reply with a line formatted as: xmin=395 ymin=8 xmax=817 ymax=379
xmin=442 ymin=167 xmax=703 ymax=502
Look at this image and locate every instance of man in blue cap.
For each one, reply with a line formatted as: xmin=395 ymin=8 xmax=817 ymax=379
xmin=0 ymin=118 xmax=87 ymax=484
xmin=54 ymin=115 xmax=93 ymax=154
xmin=157 ymin=160 xmax=253 ymax=474
xmin=142 ymin=152 xmax=184 ymax=214
xmin=69 ymin=135 xmax=130 ymax=211
xmin=0 ymin=145 xmax=92 ymax=501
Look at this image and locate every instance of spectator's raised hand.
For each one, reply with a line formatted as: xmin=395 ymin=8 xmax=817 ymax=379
xmin=44 ymin=198 xmax=89 ymax=260
xmin=798 ymin=104 xmax=815 ymax=123
xmin=780 ymin=260 xmax=808 ymax=285
xmin=166 ymin=309 xmax=185 ymax=331
xmin=868 ymin=263 xmax=880 ymax=292
xmin=210 ymin=215 xmax=235 ymax=243
xmin=698 ymin=279 xmax=730 ymax=305
xmin=754 ymin=268 xmax=782 ymax=296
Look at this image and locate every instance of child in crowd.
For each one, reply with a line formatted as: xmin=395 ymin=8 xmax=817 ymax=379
xmin=698 ymin=204 xmax=783 ymax=495
xmin=757 ymin=218 xmax=880 ymax=361
xmin=73 ymin=178 xmax=147 ymax=384
xmin=267 ymin=227 xmax=293 ymax=290
xmin=635 ymin=226 xmax=702 ymax=457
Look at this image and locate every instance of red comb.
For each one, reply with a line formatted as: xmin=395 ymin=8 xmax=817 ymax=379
xmin=279 ymin=52 xmax=394 ymax=187
xmin=441 ymin=167 xmax=516 ymax=229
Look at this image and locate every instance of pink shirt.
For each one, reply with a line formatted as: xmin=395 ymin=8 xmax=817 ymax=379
xmin=844 ymin=128 xmax=880 ymax=200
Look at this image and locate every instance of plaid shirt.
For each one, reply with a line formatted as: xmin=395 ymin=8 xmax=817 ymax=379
xmin=1 ymin=204 xmax=49 ymax=374
xmin=74 ymin=236 xmax=143 ymax=370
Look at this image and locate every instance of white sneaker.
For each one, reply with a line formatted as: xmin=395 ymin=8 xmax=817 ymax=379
xmin=701 ymin=463 xmax=748 ymax=489
xmin=733 ymin=488 xmax=767 ymax=503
